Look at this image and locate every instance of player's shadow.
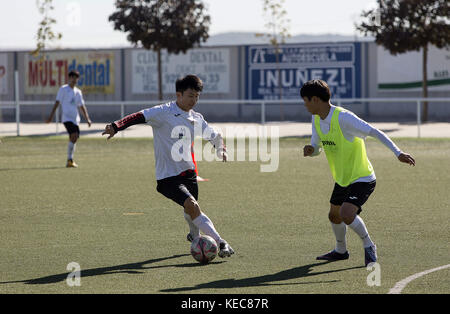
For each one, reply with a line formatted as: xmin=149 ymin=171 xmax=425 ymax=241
xmin=0 ymin=166 xmax=64 ymax=172
xmin=0 ymin=254 xmax=222 ymax=285
xmin=160 ymin=261 xmax=364 ymax=292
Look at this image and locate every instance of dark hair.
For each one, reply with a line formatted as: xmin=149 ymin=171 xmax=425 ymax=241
xmin=175 ymin=75 xmax=203 ymax=93
xmin=68 ymin=70 xmax=80 ymax=78
xmin=300 ymin=79 xmax=331 ymax=102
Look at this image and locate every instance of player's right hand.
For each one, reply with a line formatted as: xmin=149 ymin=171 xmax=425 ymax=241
xmin=398 ymin=152 xmax=415 ymax=166
xmin=102 ymin=124 xmax=116 ymax=140
xmin=303 ymin=145 xmax=315 ymax=157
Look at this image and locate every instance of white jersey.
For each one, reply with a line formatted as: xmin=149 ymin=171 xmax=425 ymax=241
xmin=141 ymin=101 xmax=223 ymax=180
xmin=56 ymin=85 xmax=85 ymax=125
xmin=311 ymin=105 xmax=402 ymax=184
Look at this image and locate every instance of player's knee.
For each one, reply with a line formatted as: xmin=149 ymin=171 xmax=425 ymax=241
xmin=328 ymin=205 xmax=342 ymax=224
xmin=70 ymin=133 xmax=79 ymax=143
xmin=340 ymin=204 xmax=358 ymax=225
xmin=328 ymin=211 xmax=342 ymax=224
xmin=341 ymin=215 xmax=355 ymax=225
xmin=184 ymin=198 xmax=201 ymax=219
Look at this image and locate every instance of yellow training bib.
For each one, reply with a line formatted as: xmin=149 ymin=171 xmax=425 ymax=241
xmin=314 ymin=107 xmax=373 ymax=187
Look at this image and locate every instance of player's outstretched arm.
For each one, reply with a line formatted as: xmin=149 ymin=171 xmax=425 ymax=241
xmin=366 ymin=127 xmax=415 ymax=167
xmin=102 ymin=111 xmax=146 ymax=140
xmin=398 ymin=152 xmax=415 ymax=166
xmin=202 ymin=122 xmax=227 ymax=162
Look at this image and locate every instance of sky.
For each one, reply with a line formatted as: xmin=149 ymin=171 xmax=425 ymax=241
xmin=0 ymin=0 xmax=378 ymax=49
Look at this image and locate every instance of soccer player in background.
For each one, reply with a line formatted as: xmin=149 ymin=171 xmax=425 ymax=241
xmin=46 ymin=70 xmax=92 ymax=168
xmin=301 ymin=79 xmax=415 ymax=266
xmin=101 ymin=74 xmax=234 ymax=258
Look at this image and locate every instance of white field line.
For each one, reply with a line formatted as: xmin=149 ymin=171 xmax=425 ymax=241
xmin=388 ymin=264 xmax=450 ymax=294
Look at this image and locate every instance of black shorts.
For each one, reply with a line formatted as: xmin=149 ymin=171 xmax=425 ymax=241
xmin=63 ymin=122 xmax=80 ymax=135
xmin=330 ymin=180 xmax=376 ymax=214
xmin=156 ymin=169 xmax=198 ymax=207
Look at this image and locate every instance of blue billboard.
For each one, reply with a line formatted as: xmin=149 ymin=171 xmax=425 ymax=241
xmin=246 ymin=42 xmax=362 ymax=100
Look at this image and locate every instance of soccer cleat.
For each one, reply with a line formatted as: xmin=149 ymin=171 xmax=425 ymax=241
xmin=316 ymin=250 xmax=349 ymax=261
xmin=218 ymin=241 xmax=234 ymax=258
xmin=66 ymin=160 xmax=78 ymax=168
xmin=364 ymin=245 xmax=377 ymax=266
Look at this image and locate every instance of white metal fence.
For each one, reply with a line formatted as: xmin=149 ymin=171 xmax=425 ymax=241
xmin=1 ymin=97 xmax=450 ymax=138
xmin=1 ymin=73 xmax=449 ymax=137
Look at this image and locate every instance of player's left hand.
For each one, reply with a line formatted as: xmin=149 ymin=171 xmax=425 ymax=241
xmin=222 ymin=152 xmax=228 ymax=162
xmin=87 ymin=119 xmax=92 ymax=127
xmin=102 ymin=124 xmax=116 ymax=140
xmin=398 ymin=152 xmax=415 ymax=166
xmin=216 ymin=146 xmax=227 ymax=162
xmin=222 ymin=147 xmax=228 ymax=162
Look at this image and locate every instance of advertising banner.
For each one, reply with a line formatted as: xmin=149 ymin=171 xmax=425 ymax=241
xmin=25 ymin=50 xmax=115 ymax=95
xmin=246 ymin=43 xmax=362 ymax=99
xmin=378 ymin=45 xmax=450 ymax=92
xmin=132 ymin=48 xmax=230 ymax=94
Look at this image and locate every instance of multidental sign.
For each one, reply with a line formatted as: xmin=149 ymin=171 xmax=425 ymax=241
xmin=25 ymin=50 xmax=115 ymax=95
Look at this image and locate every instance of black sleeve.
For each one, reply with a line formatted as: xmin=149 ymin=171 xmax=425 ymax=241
xmin=111 ymin=112 xmax=146 ymax=133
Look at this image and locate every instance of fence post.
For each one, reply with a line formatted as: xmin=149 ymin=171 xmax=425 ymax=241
xmin=261 ymin=101 xmax=266 ymax=125
xmin=416 ymin=100 xmax=421 ymax=138
xmin=14 ymin=71 xmax=20 ymax=136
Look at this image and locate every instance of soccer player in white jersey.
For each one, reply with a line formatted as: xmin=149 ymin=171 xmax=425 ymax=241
xmin=101 ymin=75 xmax=234 ymax=258
xmin=46 ymin=70 xmax=92 ymax=168
xmin=301 ymin=79 xmax=415 ymax=266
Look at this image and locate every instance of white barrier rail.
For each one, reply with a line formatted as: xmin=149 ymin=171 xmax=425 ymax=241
xmin=1 ymin=98 xmax=450 ymax=138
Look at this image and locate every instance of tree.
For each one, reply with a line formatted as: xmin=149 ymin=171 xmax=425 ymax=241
xmin=109 ymin=0 xmax=210 ymax=100
xmin=256 ymin=0 xmax=291 ymax=121
xmin=357 ymin=0 xmax=450 ymax=122
xmin=31 ymin=0 xmax=62 ymax=61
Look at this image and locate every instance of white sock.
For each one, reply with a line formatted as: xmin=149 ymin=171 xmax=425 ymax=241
xmin=184 ymin=212 xmax=200 ymax=238
xmin=68 ymin=142 xmax=76 ymax=160
xmin=348 ymin=215 xmax=374 ymax=248
xmin=331 ymin=222 xmax=347 ymax=253
xmin=192 ymin=213 xmax=223 ymax=245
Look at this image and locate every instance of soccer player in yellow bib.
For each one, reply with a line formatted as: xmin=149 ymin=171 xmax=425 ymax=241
xmin=301 ymin=79 xmax=415 ymax=266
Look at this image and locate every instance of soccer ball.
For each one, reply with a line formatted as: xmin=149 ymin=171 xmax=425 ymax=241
xmin=190 ymin=235 xmax=218 ymax=264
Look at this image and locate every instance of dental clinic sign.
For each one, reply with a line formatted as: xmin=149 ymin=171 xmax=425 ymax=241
xmin=132 ymin=48 xmax=230 ymax=94
xmin=246 ymin=43 xmax=362 ymax=99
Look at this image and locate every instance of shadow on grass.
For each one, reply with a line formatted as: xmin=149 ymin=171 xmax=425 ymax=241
xmin=0 ymin=254 xmax=224 ymax=285
xmin=0 ymin=166 xmax=65 ymax=172
xmin=161 ymin=261 xmax=365 ymax=292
